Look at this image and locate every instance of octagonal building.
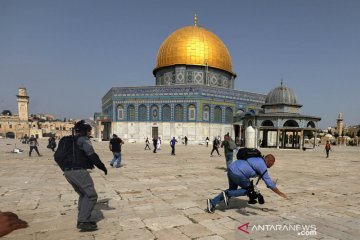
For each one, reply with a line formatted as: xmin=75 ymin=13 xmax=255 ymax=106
xmin=95 ymin=18 xmax=265 ymax=142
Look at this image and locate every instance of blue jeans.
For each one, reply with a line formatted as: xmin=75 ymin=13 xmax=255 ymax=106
xmin=211 ymin=171 xmax=251 ymax=206
xmin=110 ymin=152 xmax=122 ymax=167
xmin=225 ymin=152 xmax=233 ymax=168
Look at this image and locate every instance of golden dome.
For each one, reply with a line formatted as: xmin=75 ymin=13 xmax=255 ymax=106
xmin=154 ymin=25 xmax=234 ymax=74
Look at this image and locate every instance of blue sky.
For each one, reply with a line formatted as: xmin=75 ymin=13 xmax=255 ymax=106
xmin=1 ymin=0 xmax=359 ymax=128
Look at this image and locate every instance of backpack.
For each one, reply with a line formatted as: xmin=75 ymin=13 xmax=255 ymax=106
xmin=236 ymin=147 xmax=263 ymax=160
xmin=54 ymin=135 xmax=77 ymax=170
xmin=325 ymin=143 xmax=331 ymax=150
xmin=227 ymin=140 xmax=237 ymax=150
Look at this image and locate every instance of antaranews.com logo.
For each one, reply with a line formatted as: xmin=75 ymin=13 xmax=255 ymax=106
xmin=238 ymin=222 xmax=317 ymax=237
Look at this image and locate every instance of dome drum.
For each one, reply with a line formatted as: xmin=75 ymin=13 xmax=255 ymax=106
xmin=154 ymin=65 xmax=235 ymax=89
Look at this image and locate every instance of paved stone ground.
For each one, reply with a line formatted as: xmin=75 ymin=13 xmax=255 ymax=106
xmin=0 ymin=139 xmax=359 ymax=240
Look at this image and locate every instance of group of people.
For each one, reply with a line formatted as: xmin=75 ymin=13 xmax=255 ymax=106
xmin=144 ymin=136 xmax=180 ymax=155
xmin=5 ymin=120 xmax=289 ymax=235
xmin=145 ymin=137 xmax=162 ymax=153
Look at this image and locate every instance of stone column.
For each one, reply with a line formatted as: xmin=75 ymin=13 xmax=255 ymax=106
xmin=300 ymin=130 xmax=304 ymax=150
xmin=97 ymin=121 xmax=102 ymax=141
xmin=276 ymin=129 xmax=280 ymax=149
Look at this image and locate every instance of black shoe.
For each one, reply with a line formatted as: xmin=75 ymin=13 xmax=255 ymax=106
xmin=207 ymin=199 xmax=215 ymax=213
xmin=77 ymin=221 xmax=97 ymax=228
xmin=222 ymin=191 xmax=229 ymax=206
xmin=110 ymin=163 xmax=113 ymax=167
xmin=77 ymin=222 xmax=97 ymax=231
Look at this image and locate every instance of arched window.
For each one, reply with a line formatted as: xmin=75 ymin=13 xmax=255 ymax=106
xmin=307 ymin=121 xmax=315 ymax=128
xmin=138 ymin=104 xmax=147 ymax=121
xmin=117 ymin=105 xmax=124 ymax=120
xmin=225 ymin=107 xmax=233 ymax=123
xmin=162 ymin=104 xmax=171 ymax=121
xmin=283 ymin=120 xmax=299 ymax=127
xmin=262 ymin=120 xmax=274 ymax=127
xmin=127 ymin=105 xmax=135 ymax=121
xmin=203 ymin=105 xmax=210 ymax=121
xmin=214 ymin=106 xmax=222 ymax=123
xmin=188 ymin=104 xmax=196 ymax=121
xmin=150 ymin=105 xmax=159 ymax=121
xmin=175 ymin=104 xmax=183 ymax=121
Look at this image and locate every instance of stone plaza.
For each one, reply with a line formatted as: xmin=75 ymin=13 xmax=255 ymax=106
xmin=0 ymin=139 xmax=359 ymax=240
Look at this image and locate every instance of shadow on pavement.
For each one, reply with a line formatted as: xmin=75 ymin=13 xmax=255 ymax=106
xmin=92 ymin=198 xmax=115 ymax=222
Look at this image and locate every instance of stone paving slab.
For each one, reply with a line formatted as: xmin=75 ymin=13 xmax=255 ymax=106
xmin=0 ymin=139 xmax=359 ymax=239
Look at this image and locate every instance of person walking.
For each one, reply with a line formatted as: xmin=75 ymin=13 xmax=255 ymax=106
xmin=170 ymin=137 xmax=178 ymax=155
xmin=210 ymin=137 xmax=221 ymax=157
xmin=184 ymin=136 xmax=188 ymax=146
xmin=152 ymin=138 xmax=158 ymax=153
xmin=145 ymin=137 xmax=151 ymax=150
xmin=109 ymin=134 xmax=124 ymax=168
xmin=28 ymin=135 xmax=41 ymax=157
xmin=58 ymin=120 xmax=107 ymax=231
xmin=325 ymin=140 xmax=331 ymax=158
xmin=205 ymin=137 xmax=210 ymax=147
xmin=221 ymin=134 xmax=235 ymax=168
xmin=157 ymin=137 xmax=162 ymax=150
xmin=207 ymin=154 xmax=288 ymax=213
xmin=47 ymin=136 xmax=57 ymax=152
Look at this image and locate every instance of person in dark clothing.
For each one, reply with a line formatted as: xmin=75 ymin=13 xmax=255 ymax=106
xmin=325 ymin=140 xmax=331 ymax=158
xmin=210 ymin=137 xmax=221 ymax=157
xmin=184 ymin=136 xmax=188 ymax=146
xmin=206 ymin=137 xmax=210 ymax=147
xmin=170 ymin=137 xmax=178 ymax=155
xmin=47 ymin=136 xmax=57 ymax=152
xmin=145 ymin=137 xmax=151 ymax=150
xmin=109 ymin=134 xmax=124 ymax=168
xmin=152 ymin=138 xmax=158 ymax=153
xmin=28 ymin=135 xmax=41 ymax=157
xmin=62 ymin=120 xmax=107 ymax=232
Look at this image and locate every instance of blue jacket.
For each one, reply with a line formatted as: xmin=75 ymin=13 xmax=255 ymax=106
xmin=228 ymin=157 xmax=276 ymax=189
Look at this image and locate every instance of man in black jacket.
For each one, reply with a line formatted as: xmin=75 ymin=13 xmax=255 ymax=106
xmin=63 ymin=120 xmax=107 ymax=232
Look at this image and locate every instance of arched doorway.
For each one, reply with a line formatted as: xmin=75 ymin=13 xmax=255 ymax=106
xmin=6 ymin=132 xmax=15 ymax=139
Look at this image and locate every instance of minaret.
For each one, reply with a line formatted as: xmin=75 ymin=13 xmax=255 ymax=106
xmin=337 ymin=112 xmax=343 ymax=136
xmin=17 ymin=86 xmax=29 ymax=121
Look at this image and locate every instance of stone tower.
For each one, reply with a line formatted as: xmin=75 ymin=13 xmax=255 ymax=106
xmin=17 ymin=86 xmax=29 ymax=121
xmin=337 ymin=112 xmax=343 ymax=136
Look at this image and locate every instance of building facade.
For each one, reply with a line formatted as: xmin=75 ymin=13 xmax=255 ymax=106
xmin=234 ymin=83 xmax=321 ymax=149
xmin=0 ymin=87 xmax=76 ymax=139
xmin=95 ymin=19 xmax=266 ymax=143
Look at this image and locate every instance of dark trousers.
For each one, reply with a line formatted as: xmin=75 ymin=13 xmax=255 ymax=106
xmin=153 ymin=144 xmax=157 ymax=153
xmin=29 ymin=146 xmax=40 ymax=156
xmin=145 ymin=144 xmax=151 ymax=150
xmin=326 ymin=149 xmax=330 ymax=158
xmin=171 ymin=145 xmax=175 ymax=155
xmin=64 ymin=169 xmax=98 ymax=223
xmin=211 ymin=146 xmax=220 ymax=156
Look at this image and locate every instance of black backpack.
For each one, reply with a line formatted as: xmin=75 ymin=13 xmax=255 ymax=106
xmin=236 ymin=147 xmax=263 ymax=160
xmin=54 ymin=135 xmax=77 ymax=170
xmin=236 ymin=147 xmax=267 ymax=185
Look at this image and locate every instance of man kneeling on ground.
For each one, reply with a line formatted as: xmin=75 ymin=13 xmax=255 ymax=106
xmin=207 ymin=153 xmax=288 ymax=213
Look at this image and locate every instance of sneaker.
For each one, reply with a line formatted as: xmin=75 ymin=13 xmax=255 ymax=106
xmin=222 ymin=191 xmax=229 ymax=206
xmin=207 ymin=199 xmax=215 ymax=213
xmin=77 ymin=222 xmax=97 ymax=231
